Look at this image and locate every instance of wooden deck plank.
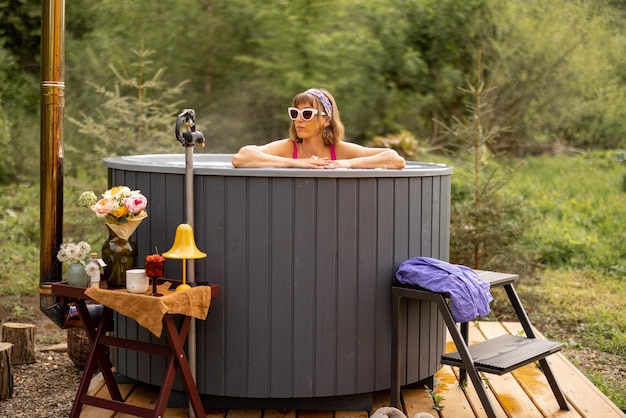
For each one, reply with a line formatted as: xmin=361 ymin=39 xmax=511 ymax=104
xmin=334 ymin=409 xmax=369 ymax=418
xmin=477 ymin=321 xmax=581 ymax=417
xmin=205 ymin=409 xmax=227 ymax=418
xmin=401 ymin=387 xmax=438 ymax=416
xmin=113 ymin=384 xmax=161 ymax=417
xmin=434 ymin=365 xmax=480 ymax=418
xmin=298 ymin=411 xmax=333 ymax=418
xmin=372 ymin=390 xmax=391 ymax=410
xmin=79 ymin=321 xmax=624 ymax=418
xmin=226 ymin=409 xmax=263 ymax=418
xmin=445 ymin=326 xmax=506 ymax=418
xmin=503 ymin=321 xmax=626 ymax=418
xmin=78 ymin=382 xmax=134 ymax=417
xmin=86 ymin=372 xmax=105 ymax=396
xmin=263 ymin=409 xmax=297 ymax=418
xmin=448 ymin=364 xmax=496 ymax=418
xmin=112 ymin=383 xmax=189 ymax=418
xmin=368 ymin=390 xmax=391 ymax=415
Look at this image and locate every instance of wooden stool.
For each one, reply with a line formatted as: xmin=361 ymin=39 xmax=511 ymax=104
xmin=1 ymin=322 xmax=36 ymax=365
xmin=0 ymin=342 xmax=13 ymax=400
xmin=391 ymin=270 xmax=569 ymax=418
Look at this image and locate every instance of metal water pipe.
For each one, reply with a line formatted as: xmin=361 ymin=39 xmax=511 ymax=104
xmin=175 ymin=109 xmax=205 ymax=417
xmin=174 ymin=108 xmax=206 ymax=287
xmin=39 ymin=0 xmax=65 ymax=299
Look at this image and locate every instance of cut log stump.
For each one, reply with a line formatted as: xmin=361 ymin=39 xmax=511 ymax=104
xmin=0 ymin=342 xmax=13 ymax=400
xmin=1 ymin=322 xmax=36 ymax=365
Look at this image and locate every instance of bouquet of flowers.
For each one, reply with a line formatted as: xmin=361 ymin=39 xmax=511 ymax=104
xmin=57 ymin=241 xmax=91 ymax=265
xmin=79 ymin=185 xmax=148 ymax=240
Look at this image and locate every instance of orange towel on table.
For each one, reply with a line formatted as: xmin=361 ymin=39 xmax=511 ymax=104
xmin=84 ymin=283 xmax=212 ymax=337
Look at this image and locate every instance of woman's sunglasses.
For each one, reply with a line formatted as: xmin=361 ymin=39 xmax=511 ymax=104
xmin=288 ymin=107 xmax=326 ymax=121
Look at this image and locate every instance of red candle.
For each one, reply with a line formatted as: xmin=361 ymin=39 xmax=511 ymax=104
xmin=145 ymin=254 xmax=165 ymax=277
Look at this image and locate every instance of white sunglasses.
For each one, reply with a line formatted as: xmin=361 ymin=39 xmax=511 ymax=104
xmin=288 ymin=107 xmax=326 ymax=121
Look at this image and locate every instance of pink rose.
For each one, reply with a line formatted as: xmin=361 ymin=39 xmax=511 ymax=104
xmin=125 ymin=194 xmax=147 ymax=214
xmin=92 ymin=198 xmax=115 ymax=217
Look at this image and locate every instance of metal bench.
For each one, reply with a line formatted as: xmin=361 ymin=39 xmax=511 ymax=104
xmin=391 ymin=270 xmax=569 ymax=417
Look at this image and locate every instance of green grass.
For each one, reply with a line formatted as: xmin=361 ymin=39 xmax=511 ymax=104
xmin=586 ymin=371 xmax=626 ymax=412
xmin=511 ymin=151 xmax=626 ymax=274
xmin=38 ymin=335 xmax=62 ymax=345
xmin=507 ymin=270 xmax=626 ymax=356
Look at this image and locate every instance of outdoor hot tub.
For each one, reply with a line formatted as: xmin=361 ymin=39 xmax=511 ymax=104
xmin=105 ymin=153 xmax=453 ymax=409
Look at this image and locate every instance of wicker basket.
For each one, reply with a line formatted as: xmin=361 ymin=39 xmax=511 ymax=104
xmin=67 ymin=327 xmax=90 ymax=369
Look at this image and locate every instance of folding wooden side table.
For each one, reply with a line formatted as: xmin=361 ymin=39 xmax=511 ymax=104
xmin=51 ymin=282 xmax=219 ymax=418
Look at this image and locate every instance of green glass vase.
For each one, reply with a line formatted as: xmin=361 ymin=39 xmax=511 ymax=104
xmin=101 ymin=225 xmax=138 ymax=288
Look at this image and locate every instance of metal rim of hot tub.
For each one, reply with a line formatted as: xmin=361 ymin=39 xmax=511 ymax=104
xmin=104 ymin=153 xmax=453 ymax=410
xmin=103 ymin=153 xmax=452 ymax=177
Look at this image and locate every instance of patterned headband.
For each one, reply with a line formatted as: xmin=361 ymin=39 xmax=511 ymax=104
xmin=305 ymin=88 xmax=333 ymax=119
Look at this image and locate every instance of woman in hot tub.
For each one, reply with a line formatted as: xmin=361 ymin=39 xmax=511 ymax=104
xmin=232 ymin=88 xmax=406 ymax=169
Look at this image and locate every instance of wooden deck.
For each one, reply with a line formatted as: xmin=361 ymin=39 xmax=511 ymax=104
xmin=81 ymin=321 xmax=625 ymax=418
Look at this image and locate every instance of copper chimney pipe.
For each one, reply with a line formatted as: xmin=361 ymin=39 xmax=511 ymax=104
xmin=40 ymin=0 xmax=65 ymax=290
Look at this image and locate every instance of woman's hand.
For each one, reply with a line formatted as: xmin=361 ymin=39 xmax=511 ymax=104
xmin=297 ymin=157 xmax=336 ymax=169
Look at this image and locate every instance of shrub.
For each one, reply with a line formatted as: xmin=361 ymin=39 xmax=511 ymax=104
xmin=0 ymin=184 xmax=40 ymax=295
xmin=438 ymin=53 xmax=531 ymax=271
xmin=368 ymin=130 xmax=420 ymax=160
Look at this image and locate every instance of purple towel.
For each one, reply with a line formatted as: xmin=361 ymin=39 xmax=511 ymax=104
xmin=396 ymin=257 xmax=493 ymax=322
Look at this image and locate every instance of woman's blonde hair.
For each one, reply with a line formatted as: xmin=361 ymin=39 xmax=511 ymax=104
xmin=289 ymin=88 xmax=345 ymax=145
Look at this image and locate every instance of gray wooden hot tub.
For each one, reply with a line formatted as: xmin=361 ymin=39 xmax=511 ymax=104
xmin=104 ymin=153 xmax=452 ymax=409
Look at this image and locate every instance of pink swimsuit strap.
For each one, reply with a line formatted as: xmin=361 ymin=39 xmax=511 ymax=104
xmin=292 ymin=140 xmax=336 ymax=160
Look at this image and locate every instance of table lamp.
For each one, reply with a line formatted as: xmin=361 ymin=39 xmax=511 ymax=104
xmin=162 ymin=223 xmax=207 ymax=291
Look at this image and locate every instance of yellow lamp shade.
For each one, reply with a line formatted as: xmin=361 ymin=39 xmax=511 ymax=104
xmin=162 ymin=224 xmax=207 ymax=260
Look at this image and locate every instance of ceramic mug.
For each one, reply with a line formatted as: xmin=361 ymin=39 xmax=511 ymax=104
xmin=126 ymin=269 xmax=149 ymax=294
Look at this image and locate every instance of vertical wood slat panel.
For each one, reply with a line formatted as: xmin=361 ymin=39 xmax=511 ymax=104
xmin=197 ymin=175 xmax=226 ymax=394
xmin=419 ymin=301 xmax=435 ymax=379
xmin=292 ymin=178 xmax=316 ymax=398
xmin=420 ymin=176 xmax=434 ymax=256
xmin=431 ymin=176 xmax=442 ymax=259
xmin=408 ymin=177 xmax=423 ymax=257
xmin=315 ymin=179 xmax=338 ymax=396
xmin=440 ymin=175 xmax=451 ymax=259
xmin=110 ymin=170 xmax=133 ymax=380
xmin=134 ymin=171 xmax=159 ymax=385
xmin=247 ymin=178 xmax=270 ymax=397
xmin=374 ymin=178 xmax=395 ymax=388
xmin=224 ymin=177 xmax=248 ymax=397
xmin=336 ymin=179 xmax=358 ymax=395
xmin=163 ymin=172 xmax=187 ymax=392
xmin=406 ymin=300 xmax=423 ymax=382
xmin=162 ymin=172 xmax=186 ymax=280
xmin=355 ymin=179 xmax=377 ymax=394
xmin=269 ymin=178 xmax=294 ymax=397
xmin=393 ymin=177 xmax=410 ymax=267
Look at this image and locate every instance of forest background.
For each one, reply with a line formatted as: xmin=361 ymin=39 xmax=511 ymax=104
xmin=0 ymin=0 xmax=625 ymax=411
